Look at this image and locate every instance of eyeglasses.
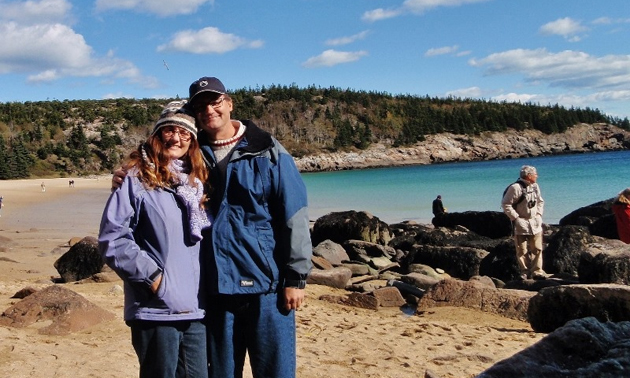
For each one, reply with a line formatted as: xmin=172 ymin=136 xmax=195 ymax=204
xmin=193 ymin=96 xmax=226 ymax=113
xmin=161 ymin=126 xmax=192 ymax=141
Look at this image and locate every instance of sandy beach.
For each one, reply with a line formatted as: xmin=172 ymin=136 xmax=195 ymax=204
xmin=0 ymin=177 xmax=545 ymax=378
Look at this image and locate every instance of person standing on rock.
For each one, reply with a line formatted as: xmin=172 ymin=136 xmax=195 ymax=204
xmin=99 ymin=101 xmax=212 ymax=378
xmin=501 ymin=165 xmax=550 ymax=280
xmin=612 ymin=188 xmax=630 ymax=243
xmin=432 ymin=195 xmax=446 ymax=217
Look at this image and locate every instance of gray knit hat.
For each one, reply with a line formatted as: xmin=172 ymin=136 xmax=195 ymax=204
xmin=151 ymin=100 xmax=197 ymax=138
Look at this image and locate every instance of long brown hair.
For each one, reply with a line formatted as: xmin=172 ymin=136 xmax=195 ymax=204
xmin=125 ymin=134 xmax=209 ymax=203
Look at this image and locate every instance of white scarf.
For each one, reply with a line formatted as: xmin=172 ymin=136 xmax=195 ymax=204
xmin=169 ymin=159 xmax=212 ymax=242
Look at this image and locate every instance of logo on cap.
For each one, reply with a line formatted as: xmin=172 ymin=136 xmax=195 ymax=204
xmin=199 ymin=80 xmax=208 ymax=88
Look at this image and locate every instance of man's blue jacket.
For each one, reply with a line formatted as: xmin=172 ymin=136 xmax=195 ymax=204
xmin=199 ymin=120 xmax=313 ymax=295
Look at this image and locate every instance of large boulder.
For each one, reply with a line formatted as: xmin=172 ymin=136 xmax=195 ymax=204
xmin=479 ymin=239 xmax=521 ymax=282
xmin=431 ymin=211 xmax=511 ymax=239
xmin=543 ymin=225 xmax=594 ymax=276
xmin=476 ymin=317 xmax=630 ymax=378
xmin=403 ymin=244 xmax=489 ymax=280
xmin=417 ymin=278 xmax=534 ymax=321
xmin=578 ymin=241 xmax=630 ymax=284
xmin=0 ymin=285 xmax=115 ymax=335
xmin=53 ymin=236 xmax=104 ymax=282
xmin=312 ymin=239 xmax=349 ymax=266
xmin=306 ymin=267 xmax=353 ymax=289
xmin=528 ymin=284 xmax=630 ymax=333
xmin=311 ymin=211 xmax=393 ymax=246
xmin=559 ymin=198 xmax=618 ymax=239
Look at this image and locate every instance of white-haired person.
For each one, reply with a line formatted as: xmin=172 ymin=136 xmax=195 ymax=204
xmin=501 ymin=165 xmax=550 ymax=280
xmin=99 ymin=101 xmax=211 ymax=378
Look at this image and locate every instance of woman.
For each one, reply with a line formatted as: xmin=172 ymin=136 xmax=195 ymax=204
xmin=613 ymin=188 xmax=630 ymax=244
xmin=98 ymin=101 xmax=211 ymax=378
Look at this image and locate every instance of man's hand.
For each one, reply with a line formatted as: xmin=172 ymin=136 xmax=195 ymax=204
xmin=111 ymin=167 xmax=128 ymax=192
xmin=150 ymin=274 xmax=162 ymax=294
xmin=283 ymin=287 xmax=306 ymax=311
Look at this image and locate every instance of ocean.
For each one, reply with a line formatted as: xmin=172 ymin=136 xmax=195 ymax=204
xmin=301 ymin=150 xmax=630 ymax=225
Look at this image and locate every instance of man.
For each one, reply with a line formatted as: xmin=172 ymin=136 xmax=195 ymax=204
xmin=115 ymin=77 xmax=313 ymax=378
xmin=432 ymin=195 xmax=445 ymax=217
xmin=501 ymin=165 xmax=549 ymax=280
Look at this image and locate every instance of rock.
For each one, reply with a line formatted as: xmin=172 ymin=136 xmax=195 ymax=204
xmin=387 ymin=279 xmax=425 ymax=300
xmin=578 ymin=241 xmax=630 ymax=284
xmin=432 ymin=211 xmax=511 ymax=239
xmin=11 ymin=287 xmax=37 ymax=299
xmin=312 ymin=255 xmax=334 ymax=270
xmin=404 ymin=244 xmax=489 ymax=280
xmin=417 ymin=278 xmax=535 ymax=322
xmin=312 ymin=239 xmax=349 ymax=266
xmin=476 ymin=317 xmax=630 ymax=378
xmin=53 ymin=236 xmax=104 ymax=282
xmin=0 ymin=285 xmax=115 ymax=335
xmin=311 ymin=211 xmax=392 ymax=246
xmin=307 ymin=267 xmax=353 ymax=289
xmin=408 ymin=264 xmax=443 ymax=280
xmin=399 ymin=272 xmax=440 ymax=291
xmin=528 ymin=284 xmax=630 ymax=333
xmin=343 ymin=240 xmax=396 ymax=269
xmin=559 ymin=198 xmax=619 ymax=239
xmin=479 ymin=239 xmax=522 ymax=282
xmin=371 ymin=286 xmax=406 ymax=307
xmin=543 ymin=225 xmax=594 ymax=276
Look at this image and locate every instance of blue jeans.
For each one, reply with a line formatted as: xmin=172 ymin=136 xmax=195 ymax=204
xmin=206 ymin=292 xmax=296 ymax=378
xmin=129 ymin=320 xmax=208 ymax=378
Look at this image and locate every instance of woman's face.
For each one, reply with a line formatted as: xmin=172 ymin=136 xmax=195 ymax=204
xmin=160 ymin=126 xmax=192 ymax=159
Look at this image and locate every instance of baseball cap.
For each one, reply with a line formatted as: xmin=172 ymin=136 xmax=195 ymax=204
xmin=189 ymin=77 xmax=227 ymax=105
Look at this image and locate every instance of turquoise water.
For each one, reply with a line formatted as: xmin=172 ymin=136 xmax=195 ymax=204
xmin=302 ymin=150 xmax=630 ymax=225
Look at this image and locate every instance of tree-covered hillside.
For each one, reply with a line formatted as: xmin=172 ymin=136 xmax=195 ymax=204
xmin=0 ymin=85 xmax=628 ymax=179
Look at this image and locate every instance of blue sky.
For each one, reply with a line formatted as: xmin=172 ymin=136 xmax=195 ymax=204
xmin=1 ymin=0 xmax=629 ymax=119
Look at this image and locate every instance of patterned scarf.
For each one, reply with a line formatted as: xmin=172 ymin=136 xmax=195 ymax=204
xmin=169 ymin=159 xmax=212 ymax=242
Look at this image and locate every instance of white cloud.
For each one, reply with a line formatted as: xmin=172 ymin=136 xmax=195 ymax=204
xmin=0 ymin=21 xmax=156 ymax=88
xmin=402 ymin=0 xmax=490 ymax=14
xmin=363 ymin=0 xmax=489 ymax=21
xmin=539 ymin=17 xmax=588 ymax=41
xmin=302 ymin=50 xmax=368 ymax=68
xmin=469 ymin=48 xmax=630 ymax=91
xmin=445 ymin=86 xmax=483 ymax=98
xmin=95 ymin=0 xmax=211 ymax=17
xmin=325 ymin=31 xmax=370 ymax=46
xmin=157 ymin=27 xmax=264 ymax=54
xmin=362 ymin=8 xmax=402 ymax=22
xmin=1 ymin=0 xmax=72 ymax=24
xmin=425 ymin=45 xmax=459 ymax=57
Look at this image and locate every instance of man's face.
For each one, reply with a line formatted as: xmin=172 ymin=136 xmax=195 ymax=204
xmin=527 ymin=172 xmax=538 ymax=183
xmin=192 ymin=92 xmax=233 ymax=137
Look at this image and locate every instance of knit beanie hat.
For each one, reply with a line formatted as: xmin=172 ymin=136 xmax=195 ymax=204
xmin=151 ymin=100 xmax=197 ymax=138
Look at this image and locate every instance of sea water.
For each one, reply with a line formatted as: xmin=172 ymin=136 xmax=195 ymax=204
xmin=302 ymin=150 xmax=630 ymax=225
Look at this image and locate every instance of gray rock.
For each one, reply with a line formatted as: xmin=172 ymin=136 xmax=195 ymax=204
xmin=578 ymin=241 xmax=630 ymax=284
xmin=476 ymin=317 xmax=630 ymax=378
xmin=528 ymin=284 xmax=630 ymax=333
xmin=53 ymin=236 xmax=103 ymax=282
xmin=307 ymin=267 xmax=353 ymax=289
xmin=404 ymin=244 xmax=489 ymax=280
xmin=311 ymin=211 xmax=392 ymax=246
xmin=417 ymin=278 xmax=534 ymax=322
xmin=399 ymin=272 xmax=440 ymax=291
xmin=312 ymin=239 xmax=349 ymax=266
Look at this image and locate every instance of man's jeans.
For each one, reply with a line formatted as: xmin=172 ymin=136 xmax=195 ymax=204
xmin=206 ymin=292 xmax=296 ymax=378
xmin=129 ymin=320 xmax=208 ymax=378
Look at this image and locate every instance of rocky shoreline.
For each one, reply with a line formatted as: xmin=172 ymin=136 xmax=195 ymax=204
xmin=295 ymin=123 xmax=630 ymax=172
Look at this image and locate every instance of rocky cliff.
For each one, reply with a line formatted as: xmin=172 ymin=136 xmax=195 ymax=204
xmin=295 ymin=123 xmax=630 ymax=172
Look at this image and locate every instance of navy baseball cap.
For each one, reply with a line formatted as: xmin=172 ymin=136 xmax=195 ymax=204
xmin=189 ymin=77 xmax=227 ymax=105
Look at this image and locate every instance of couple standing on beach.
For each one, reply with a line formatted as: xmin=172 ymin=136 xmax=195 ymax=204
xmin=98 ymin=76 xmax=313 ymax=378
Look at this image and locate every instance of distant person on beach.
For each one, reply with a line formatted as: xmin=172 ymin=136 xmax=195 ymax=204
xmin=432 ymin=195 xmax=446 ymax=217
xmin=99 ymin=101 xmax=211 ymax=378
xmin=0 ymin=195 xmax=3 ymax=217
xmin=41 ymin=182 xmax=46 ymax=192
xmin=501 ymin=165 xmax=550 ymax=280
xmin=612 ymin=188 xmax=630 ymax=243
xmin=112 ymin=76 xmax=313 ymax=378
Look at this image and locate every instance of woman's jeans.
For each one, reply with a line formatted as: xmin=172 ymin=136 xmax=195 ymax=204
xmin=129 ymin=320 xmax=208 ymax=378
